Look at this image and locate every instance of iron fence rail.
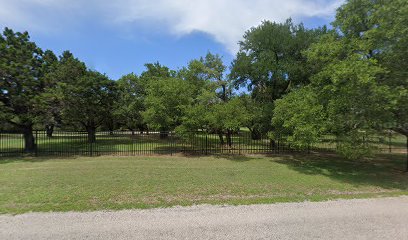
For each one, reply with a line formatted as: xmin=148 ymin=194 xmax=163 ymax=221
xmin=0 ymin=130 xmax=405 ymax=157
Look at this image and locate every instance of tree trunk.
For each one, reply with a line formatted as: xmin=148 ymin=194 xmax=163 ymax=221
xmin=221 ymin=84 xmax=226 ymax=102
xmin=45 ymin=124 xmax=54 ymax=138
xmin=251 ymin=129 xmax=262 ymax=140
xmin=406 ymin=136 xmax=408 ymax=172
xmin=23 ymin=126 xmax=36 ymax=153
xmin=108 ymin=125 xmax=114 ymax=135
xmin=218 ymin=132 xmax=224 ymax=145
xmin=160 ymin=131 xmax=168 ymax=139
xmin=226 ymin=129 xmax=232 ymax=147
xmin=393 ymin=128 xmax=408 ymax=172
xmin=269 ymin=139 xmax=276 ymax=150
xmin=86 ymin=126 xmax=96 ymax=143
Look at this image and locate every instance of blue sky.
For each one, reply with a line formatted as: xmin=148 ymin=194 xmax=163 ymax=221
xmin=0 ymin=0 xmax=343 ymax=80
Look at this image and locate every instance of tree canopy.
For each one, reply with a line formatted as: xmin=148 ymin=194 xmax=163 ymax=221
xmin=58 ymin=70 xmax=117 ymax=142
xmin=0 ymin=28 xmax=52 ymax=151
xmin=0 ymin=0 xmax=406 ymax=162
xmin=272 ymin=0 xmax=407 ymax=158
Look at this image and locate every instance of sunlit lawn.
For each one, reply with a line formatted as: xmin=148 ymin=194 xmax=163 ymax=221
xmin=0 ymin=153 xmax=407 ymax=214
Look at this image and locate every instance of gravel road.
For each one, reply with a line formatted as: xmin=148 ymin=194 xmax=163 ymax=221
xmin=1 ymin=196 xmax=408 ymax=240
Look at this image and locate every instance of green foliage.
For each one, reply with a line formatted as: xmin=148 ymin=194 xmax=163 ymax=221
xmin=231 ymin=19 xmax=324 ymax=102
xmin=177 ymin=52 xmax=244 ymax=138
xmin=140 ymin=62 xmax=174 ymax=80
xmin=207 ymin=97 xmax=247 ymax=132
xmin=0 ymin=28 xmax=59 ymax=150
xmin=336 ymin=132 xmax=376 ymax=159
xmin=230 ymin=20 xmax=324 ymax=135
xmin=272 ymin=87 xmax=326 ymax=148
xmin=58 ymin=70 xmax=117 ymax=131
xmin=143 ymin=77 xmax=192 ymax=131
xmin=115 ymin=73 xmax=146 ymax=131
xmin=178 ymin=60 xmax=208 ymax=98
xmin=36 ymin=50 xmax=60 ymax=130
xmin=52 ymin=51 xmax=87 ymax=83
xmin=140 ymin=62 xmax=190 ymax=132
xmin=273 ymin=0 xmax=405 ymax=159
xmin=368 ymin=0 xmax=408 ymax=136
xmin=238 ymin=95 xmax=273 ymax=138
xmin=40 ymin=51 xmax=88 ymax=130
xmin=0 ymin=28 xmax=46 ymax=129
xmin=178 ymin=52 xmax=227 ymax=100
xmin=1 ymin=1 xmax=406 ymax=159
xmin=333 ymin=0 xmax=408 ymax=137
xmin=308 ymin=45 xmax=392 ymax=134
xmin=176 ymin=86 xmax=218 ymax=133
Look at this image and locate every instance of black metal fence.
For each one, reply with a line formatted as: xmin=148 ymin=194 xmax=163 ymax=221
xmin=0 ymin=130 xmax=406 ymax=157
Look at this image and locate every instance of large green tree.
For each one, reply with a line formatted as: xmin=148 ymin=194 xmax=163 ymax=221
xmin=0 ymin=28 xmax=55 ymax=152
xmin=273 ymin=0 xmax=406 ymax=161
xmin=207 ymin=97 xmax=247 ymax=146
xmin=239 ymin=94 xmax=274 ymax=140
xmin=272 ymin=87 xmax=326 ymax=149
xmin=273 ymin=34 xmax=392 ymax=158
xmin=333 ymin=0 xmax=407 ymax=163
xmin=231 ymin=19 xmax=324 ymax=100
xmin=143 ymin=77 xmax=192 ymax=137
xmin=58 ymin=70 xmax=117 ymax=142
xmin=115 ymin=73 xmax=147 ymax=134
xmin=41 ymin=51 xmax=88 ymax=135
xmin=37 ymin=50 xmax=60 ymax=137
xmin=176 ymin=57 xmax=219 ymax=133
xmin=230 ymin=20 xmax=324 ymax=136
xmin=177 ymin=53 xmax=245 ymax=145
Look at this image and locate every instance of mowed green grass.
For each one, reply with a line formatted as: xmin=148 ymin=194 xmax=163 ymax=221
xmin=0 ymin=153 xmax=407 ymax=214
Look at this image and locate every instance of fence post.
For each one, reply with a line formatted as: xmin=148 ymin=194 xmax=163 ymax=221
xmin=238 ymin=132 xmax=241 ymax=155
xmin=90 ymin=141 xmax=93 ymax=157
xmin=388 ymin=131 xmax=392 ymax=153
xmin=170 ymin=132 xmax=173 ymax=156
xmin=34 ymin=130 xmax=38 ymax=157
xmin=205 ymin=134 xmax=208 ymax=155
xmin=131 ymin=132 xmax=134 ymax=156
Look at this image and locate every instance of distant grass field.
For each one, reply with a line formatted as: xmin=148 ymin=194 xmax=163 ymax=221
xmin=0 ymin=153 xmax=407 ymax=214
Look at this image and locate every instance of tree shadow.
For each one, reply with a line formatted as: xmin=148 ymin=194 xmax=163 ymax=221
xmin=274 ymin=153 xmax=408 ymax=190
xmin=0 ymin=155 xmax=82 ymax=164
xmin=215 ymin=154 xmax=256 ymax=162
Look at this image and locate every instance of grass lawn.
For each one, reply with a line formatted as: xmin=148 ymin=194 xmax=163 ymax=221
xmin=0 ymin=153 xmax=407 ymax=214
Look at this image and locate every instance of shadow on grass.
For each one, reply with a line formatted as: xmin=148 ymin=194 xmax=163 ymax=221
xmin=274 ymin=153 xmax=408 ymax=190
xmin=0 ymin=155 xmax=85 ymax=164
xmin=2 ymin=148 xmax=406 ymax=192
xmin=215 ymin=154 xmax=255 ymax=162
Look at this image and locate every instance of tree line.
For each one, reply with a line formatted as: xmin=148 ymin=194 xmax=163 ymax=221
xmin=0 ymin=0 xmax=407 ymax=159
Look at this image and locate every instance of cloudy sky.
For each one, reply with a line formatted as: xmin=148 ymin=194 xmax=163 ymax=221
xmin=0 ymin=0 xmax=344 ymax=79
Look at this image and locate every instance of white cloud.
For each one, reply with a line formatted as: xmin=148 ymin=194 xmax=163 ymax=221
xmin=0 ymin=0 xmax=343 ymax=53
